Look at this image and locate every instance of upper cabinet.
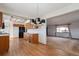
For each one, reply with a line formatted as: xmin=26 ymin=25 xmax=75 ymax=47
xmin=24 ymin=19 xmax=46 ymax=29
xmin=25 ymin=23 xmax=33 ymax=29
xmin=0 ymin=12 xmax=3 ymax=27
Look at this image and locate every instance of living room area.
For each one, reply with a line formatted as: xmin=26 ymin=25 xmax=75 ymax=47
xmin=0 ymin=3 xmax=79 ymax=56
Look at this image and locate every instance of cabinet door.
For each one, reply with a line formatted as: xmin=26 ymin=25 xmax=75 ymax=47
xmin=3 ymin=36 xmax=9 ymax=51
xmin=31 ymin=34 xmax=39 ymax=44
xmin=25 ymin=23 xmax=33 ymax=29
xmin=0 ymin=12 xmax=3 ymax=27
xmin=0 ymin=37 xmax=3 ymax=54
xmin=0 ymin=36 xmax=9 ymax=55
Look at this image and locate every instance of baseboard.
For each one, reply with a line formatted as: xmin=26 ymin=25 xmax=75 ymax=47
xmin=71 ymin=38 xmax=79 ymax=40
xmin=47 ymin=35 xmax=55 ymax=36
xmin=48 ymin=35 xmax=79 ymax=40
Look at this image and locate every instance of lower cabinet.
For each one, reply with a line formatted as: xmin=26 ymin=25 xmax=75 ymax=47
xmin=29 ymin=34 xmax=39 ymax=44
xmin=24 ymin=33 xmax=39 ymax=44
xmin=0 ymin=35 xmax=9 ymax=55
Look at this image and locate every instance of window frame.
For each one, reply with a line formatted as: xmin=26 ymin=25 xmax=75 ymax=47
xmin=56 ymin=25 xmax=69 ymax=33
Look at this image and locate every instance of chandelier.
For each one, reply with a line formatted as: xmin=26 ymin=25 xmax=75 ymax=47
xmin=31 ymin=4 xmax=45 ymax=28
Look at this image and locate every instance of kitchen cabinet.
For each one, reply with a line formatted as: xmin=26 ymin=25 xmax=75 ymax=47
xmin=0 ymin=35 xmax=9 ymax=55
xmin=25 ymin=23 xmax=33 ymax=29
xmin=0 ymin=12 xmax=3 ymax=27
xmin=24 ymin=33 xmax=39 ymax=44
xmin=13 ymin=24 xmax=24 ymax=27
xmin=30 ymin=34 xmax=39 ymax=44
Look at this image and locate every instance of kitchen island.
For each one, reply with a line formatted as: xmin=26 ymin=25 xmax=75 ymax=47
xmin=24 ymin=33 xmax=39 ymax=44
xmin=24 ymin=29 xmax=47 ymax=44
xmin=0 ymin=33 xmax=9 ymax=55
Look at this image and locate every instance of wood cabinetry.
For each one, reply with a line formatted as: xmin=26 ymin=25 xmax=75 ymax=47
xmin=0 ymin=35 xmax=9 ymax=55
xmin=30 ymin=34 xmax=39 ymax=44
xmin=25 ymin=23 xmax=33 ymax=29
xmin=13 ymin=24 xmax=24 ymax=27
xmin=0 ymin=12 xmax=3 ymax=27
xmin=24 ymin=33 xmax=30 ymax=41
xmin=24 ymin=33 xmax=39 ymax=44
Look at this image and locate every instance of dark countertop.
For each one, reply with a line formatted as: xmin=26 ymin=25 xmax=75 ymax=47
xmin=0 ymin=33 xmax=9 ymax=36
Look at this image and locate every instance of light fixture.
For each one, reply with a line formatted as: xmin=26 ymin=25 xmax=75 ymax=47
xmin=25 ymin=20 xmax=30 ymax=23
xmin=31 ymin=3 xmax=45 ymax=29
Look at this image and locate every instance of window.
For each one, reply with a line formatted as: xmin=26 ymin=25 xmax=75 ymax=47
xmin=56 ymin=26 xmax=69 ymax=33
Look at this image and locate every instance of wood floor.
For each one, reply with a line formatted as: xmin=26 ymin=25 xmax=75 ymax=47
xmin=47 ymin=37 xmax=79 ymax=56
xmin=2 ymin=37 xmax=79 ymax=56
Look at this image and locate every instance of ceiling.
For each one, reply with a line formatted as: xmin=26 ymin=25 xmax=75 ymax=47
xmin=0 ymin=3 xmax=79 ymax=25
xmin=0 ymin=3 xmax=71 ymax=18
xmin=47 ymin=10 xmax=79 ymax=25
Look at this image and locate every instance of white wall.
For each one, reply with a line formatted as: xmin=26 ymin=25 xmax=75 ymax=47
xmin=13 ymin=27 xmax=19 ymax=37
xmin=48 ymin=21 xmax=79 ymax=39
xmin=70 ymin=21 xmax=79 ymax=39
xmin=9 ymin=20 xmax=14 ymax=38
xmin=2 ymin=14 xmax=14 ymax=38
xmin=3 ymin=15 xmax=11 ymax=33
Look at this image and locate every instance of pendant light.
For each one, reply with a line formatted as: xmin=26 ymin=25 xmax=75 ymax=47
xmin=31 ymin=3 xmax=45 ymax=29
